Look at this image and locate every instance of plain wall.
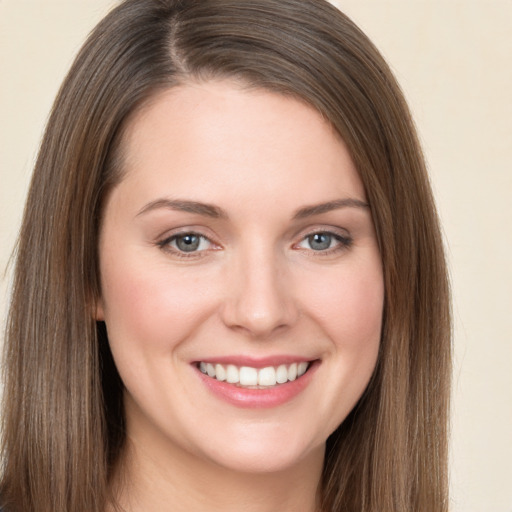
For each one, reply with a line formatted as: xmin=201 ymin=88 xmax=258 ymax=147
xmin=1 ymin=1 xmax=511 ymax=511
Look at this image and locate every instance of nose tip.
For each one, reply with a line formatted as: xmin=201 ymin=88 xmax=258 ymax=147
xmin=220 ymin=257 xmax=298 ymax=339
xmin=231 ymin=302 xmax=292 ymax=338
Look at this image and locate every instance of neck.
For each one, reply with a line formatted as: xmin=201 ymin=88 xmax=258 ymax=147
xmin=109 ymin=434 xmax=324 ymax=512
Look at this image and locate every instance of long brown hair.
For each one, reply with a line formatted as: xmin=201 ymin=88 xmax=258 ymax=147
xmin=1 ymin=1 xmax=451 ymax=511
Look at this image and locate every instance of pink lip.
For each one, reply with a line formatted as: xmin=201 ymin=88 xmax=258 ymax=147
xmin=194 ymin=359 xmax=320 ymax=409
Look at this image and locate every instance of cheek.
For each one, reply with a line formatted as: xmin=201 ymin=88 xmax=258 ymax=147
xmin=300 ymin=261 xmax=384 ymax=350
xmin=99 ymin=255 xmax=218 ymax=354
xmin=298 ymin=260 xmax=383 ymax=432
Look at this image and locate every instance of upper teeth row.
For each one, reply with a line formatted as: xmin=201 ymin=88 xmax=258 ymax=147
xmin=198 ymin=362 xmax=309 ymax=387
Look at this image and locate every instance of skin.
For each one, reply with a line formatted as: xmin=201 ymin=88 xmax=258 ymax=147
xmin=97 ymin=80 xmax=384 ymax=512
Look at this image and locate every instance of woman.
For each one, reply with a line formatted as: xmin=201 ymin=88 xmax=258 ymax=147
xmin=1 ymin=1 xmax=451 ymax=511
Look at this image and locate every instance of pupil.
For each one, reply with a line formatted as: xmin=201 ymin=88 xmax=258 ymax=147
xmin=309 ymin=233 xmax=331 ymax=250
xmin=177 ymin=234 xmax=200 ymax=252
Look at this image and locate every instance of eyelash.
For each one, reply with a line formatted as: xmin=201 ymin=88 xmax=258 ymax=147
xmin=156 ymin=229 xmax=353 ymax=259
xmin=156 ymin=231 xmax=216 ymax=259
xmin=294 ymin=231 xmax=353 ymax=255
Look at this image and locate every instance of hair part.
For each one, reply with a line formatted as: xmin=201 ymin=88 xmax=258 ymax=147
xmin=1 ymin=1 xmax=450 ymax=511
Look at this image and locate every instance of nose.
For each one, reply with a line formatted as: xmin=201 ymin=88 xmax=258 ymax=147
xmin=220 ymin=247 xmax=299 ymax=339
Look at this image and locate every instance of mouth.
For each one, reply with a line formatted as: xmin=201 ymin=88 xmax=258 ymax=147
xmin=197 ymin=361 xmax=311 ymax=389
xmin=194 ymin=358 xmax=319 ymax=408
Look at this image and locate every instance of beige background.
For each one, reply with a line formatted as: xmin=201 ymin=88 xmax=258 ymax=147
xmin=1 ymin=1 xmax=511 ymax=511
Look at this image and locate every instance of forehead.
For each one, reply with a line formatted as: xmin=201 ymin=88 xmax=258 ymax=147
xmin=112 ymin=79 xmax=366 ymax=211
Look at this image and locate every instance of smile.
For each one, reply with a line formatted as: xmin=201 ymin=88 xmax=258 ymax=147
xmin=198 ymin=361 xmax=310 ymax=388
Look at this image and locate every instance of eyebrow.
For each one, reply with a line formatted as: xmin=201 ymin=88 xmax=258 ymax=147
xmin=136 ymin=199 xmax=227 ymax=219
xmin=136 ymin=197 xmax=369 ymax=219
xmin=292 ymin=198 xmax=369 ymax=219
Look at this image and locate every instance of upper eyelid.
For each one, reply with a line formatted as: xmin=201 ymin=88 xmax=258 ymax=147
xmin=292 ymin=227 xmax=353 ymax=252
xmin=295 ymin=231 xmax=352 ymax=245
xmin=156 ymin=233 xmax=218 ymax=259
xmin=155 ymin=225 xmax=352 ymax=247
xmin=157 ymin=227 xmax=217 ymax=243
xmin=160 ymin=232 xmax=215 ymax=246
xmin=292 ymin=224 xmax=351 ymax=240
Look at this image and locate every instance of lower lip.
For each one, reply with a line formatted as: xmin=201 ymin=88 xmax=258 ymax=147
xmin=195 ymin=362 xmax=319 ymax=409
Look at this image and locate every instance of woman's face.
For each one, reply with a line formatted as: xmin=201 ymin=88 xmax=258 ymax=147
xmin=97 ymin=81 xmax=384 ymax=474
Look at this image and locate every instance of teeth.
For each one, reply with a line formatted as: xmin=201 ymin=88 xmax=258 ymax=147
xmin=226 ymin=364 xmax=239 ymax=384
xmin=276 ymin=364 xmax=288 ymax=384
xmin=239 ymin=366 xmax=258 ymax=386
xmin=206 ymin=363 xmax=216 ymax=377
xmin=298 ymin=361 xmax=308 ymax=377
xmin=258 ymin=366 xmax=276 ymax=386
xmin=288 ymin=363 xmax=298 ymax=381
xmin=215 ymin=364 xmax=226 ymax=382
xmin=198 ymin=361 xmax=311 ymax=387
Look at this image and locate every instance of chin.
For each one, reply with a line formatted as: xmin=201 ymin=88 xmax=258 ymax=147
xmin=193 ymin=425 xmax=325 ymax=475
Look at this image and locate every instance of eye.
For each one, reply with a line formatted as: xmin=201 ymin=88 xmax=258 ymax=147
xmin=296 ymin=231 xmax=352 ymax=252
xmin=158 ymin=232 xmax=213 ymax=254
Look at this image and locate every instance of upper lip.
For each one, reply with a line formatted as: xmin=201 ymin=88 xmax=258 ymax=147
xmin=192 ymin=355 xmax=318 ymax=368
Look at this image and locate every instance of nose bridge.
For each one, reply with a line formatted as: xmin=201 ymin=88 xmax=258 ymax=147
xmin=222 ymin=240 xmax=297 ymax=337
